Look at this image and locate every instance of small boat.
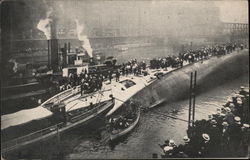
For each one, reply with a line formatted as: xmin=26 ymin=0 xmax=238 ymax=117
xmin=108 ymin=107 xmax=140 ymax=141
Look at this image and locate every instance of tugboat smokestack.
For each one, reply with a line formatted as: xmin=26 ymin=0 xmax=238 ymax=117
xmin=47 ymin=20 xmax=58 ymax=71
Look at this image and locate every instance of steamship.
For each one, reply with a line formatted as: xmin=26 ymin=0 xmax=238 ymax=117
xmin=1 ymin=34 xmax=121 ymax=154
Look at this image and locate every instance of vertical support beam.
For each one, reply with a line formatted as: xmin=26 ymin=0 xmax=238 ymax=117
xmin=192 ymin=71 xmax=197 ymax=126
xmin=188 ymin=72 xmax=193 ymax=128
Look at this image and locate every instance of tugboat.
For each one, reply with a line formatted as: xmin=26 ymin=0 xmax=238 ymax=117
xmin=1 ymin=59 xmax=61 ymax=115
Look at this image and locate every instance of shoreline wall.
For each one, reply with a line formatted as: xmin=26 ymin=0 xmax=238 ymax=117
xmin=132 ymin=50 xmax=249 ymax=108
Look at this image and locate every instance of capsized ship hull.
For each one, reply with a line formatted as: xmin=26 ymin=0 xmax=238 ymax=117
xmin=105 ymin=50 xmax=249 ymax=116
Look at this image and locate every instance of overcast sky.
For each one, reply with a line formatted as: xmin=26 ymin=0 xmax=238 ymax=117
xmin=214 ymin=0 xmax=248 ymax=23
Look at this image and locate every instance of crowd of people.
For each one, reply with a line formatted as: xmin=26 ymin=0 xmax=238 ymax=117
xmin=119 ymin=59 xmax=147 ymax=76
xmin=150 ymin=43 xmax=243 ymax=69
xmin=59 ymin=42 xmax=245 ymax=97
xmin=109 ymin=113 xmax=135 ymax=131
xmin=159 ymin=86 xmax=249 ymax=158
xmin=59 ymin=69 xmax=105 ymax=95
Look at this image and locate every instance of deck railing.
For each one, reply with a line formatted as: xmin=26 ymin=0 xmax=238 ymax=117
xmin=70 ymin=103 xmax=101 ymax=123
xmin=41 ymin=85 xmax=81 ymax=109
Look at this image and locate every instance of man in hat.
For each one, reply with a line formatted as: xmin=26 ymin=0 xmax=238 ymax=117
xmin=225 ymin=108 xmax=235 ymax=125
xmin=183 ymin=136 xmax=190 ymax=145
xmin=198 ymin=133 xmax=210 ymax=157
xmin=239 ymin=86 xmax=248 ymax=96
xmin=229 ymin=116 xmax=243 ymax=150
xmin=212 ymin=110 xmax=221 ymax=120
xmin=232 ymin=95 xmax=238 ymax=106
xmin=173 ymin=144 xmax=189 ymax=158
xmin=208 ymin=114 xmax=213 ymax=121
xmin=234 ymin=100 xmax=243 ymax=117
xmin=209 ymin=119 xmax=221 ymax=146
xmin=169 ymin=139 xmax=177 ymax=148
xmin=222 ymin=122 xmax=230 ymax=135
xmin=242 ymin=94 xmax=249 ymax=123
xmin=224 ymin=98 xmax=233 ymax=107
xmin=182 ymin=136 xmax=196 ymax=157
xmin=159 ymin=140 xmax=169 ymax=149
xmin=228 ymin=103 xmax=235 ymax=112
xmin=220 ymin=121 xmax=231 ymax=154
xmin=216 ymin=112 xmax=225 ymax=131
xmin=162 ymin=146 xmax=174 ymax=158
xmin=241 ymin=124 xmax=250 ymax=155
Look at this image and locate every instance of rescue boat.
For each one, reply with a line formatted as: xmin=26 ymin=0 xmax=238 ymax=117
xmin=109 ymin=107 xmax=140 ymax=141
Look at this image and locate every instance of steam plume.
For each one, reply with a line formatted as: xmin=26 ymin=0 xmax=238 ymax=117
xmin=37 ymin=10 xmax=53 ymax=39
xmin=75 ymin=19 xmax=93 ymax=58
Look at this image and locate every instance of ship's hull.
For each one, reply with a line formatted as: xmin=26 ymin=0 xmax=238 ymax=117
xmin=132 ymin=50 xmax=249 ymax=109
xmin=106 ymin=50 xmax=249 ymax=116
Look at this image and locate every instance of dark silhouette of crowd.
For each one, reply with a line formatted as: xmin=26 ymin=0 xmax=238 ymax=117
xmin=150 ymin=43 xmax=243 ymax=69
xmin=159 ymin=86 xmax=249 ymax=158
xmin=119 ymin=59 xmax=147 ymax=76
xmin=59 ymin=69 xmax=104 ymax=95
xmin=59 ymin=42 xmax=245 ymax=97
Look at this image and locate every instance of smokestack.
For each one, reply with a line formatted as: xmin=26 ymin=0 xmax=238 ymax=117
xmin=47 ymin=20 xmax=58 ymax=71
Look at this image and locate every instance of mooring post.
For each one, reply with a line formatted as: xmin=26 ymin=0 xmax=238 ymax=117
xmin=188 ymin=72 xmax=193 ymax=129
xmin=192 ymin=71 xmax=197 ymax=126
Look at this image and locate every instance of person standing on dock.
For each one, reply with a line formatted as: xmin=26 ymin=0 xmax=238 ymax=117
xmin=182 ymin=136 xmax=196 ymax=157
xmin=198 ymin=133 xmax=210 ymax=157
xmin=221 ymin=122 xmax=230 ymax=155
xmin=229 ymin=117 xmax=242 ymax=152
xmin=241 ymin=124 xmax=250 ymax=155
